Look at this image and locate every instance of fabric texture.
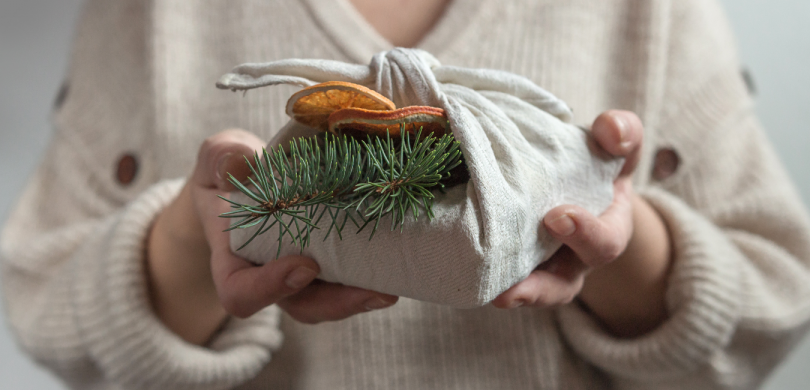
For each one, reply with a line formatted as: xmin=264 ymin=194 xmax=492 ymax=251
xmin=2 ymin=0 xmax=810 ymax=389
xmin=221 ymin=49 xmax=622 ymax=306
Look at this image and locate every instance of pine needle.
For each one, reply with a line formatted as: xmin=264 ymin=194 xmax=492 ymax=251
xmin=220 ymin=126 xmax=466 ymax=257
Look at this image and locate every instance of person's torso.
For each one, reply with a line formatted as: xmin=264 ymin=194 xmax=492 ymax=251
xmin=59 ymin=1 xmax=671 ymax=388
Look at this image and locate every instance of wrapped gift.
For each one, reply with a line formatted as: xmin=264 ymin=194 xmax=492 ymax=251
xmin=217 ymin=48 xmax=622 ymax=307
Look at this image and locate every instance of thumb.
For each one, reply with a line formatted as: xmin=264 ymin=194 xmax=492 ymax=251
xmin=192 ymin=129 xmax=267 ymax=191
xmin=590 ymin=110 xmax=643 ymax=178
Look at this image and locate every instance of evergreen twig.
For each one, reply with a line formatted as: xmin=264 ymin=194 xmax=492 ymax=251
xmin=219 ymin=127 xmax=465 ymax=257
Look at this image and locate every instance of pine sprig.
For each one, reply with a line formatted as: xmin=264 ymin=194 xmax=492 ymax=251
xmin=219 ymin=127 xmax=465 ymax=257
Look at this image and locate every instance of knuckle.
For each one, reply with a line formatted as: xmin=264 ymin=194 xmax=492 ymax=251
xmin=220 ymin=297 xmax=253 ymax=319
xmin=218 ymin=285 xmax=262 ymax=319
xmin=559 ymin=291 xmax=577 ymax=306
xmin=529 ymin=279 xmax=583 ymax=308
xmin=601 ymin=239 xmax=625 ymax=264
xmin=580 ymin=227 xmax=625 ymax=266
xmin=198 ymin=135 xmax=221 ymax=156
xmin=531 ymin=294 xmax=554 ymax=307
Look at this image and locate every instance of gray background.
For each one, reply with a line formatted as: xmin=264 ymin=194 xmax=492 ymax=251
xmin=0 ymin=1 xmax=808 ymax=389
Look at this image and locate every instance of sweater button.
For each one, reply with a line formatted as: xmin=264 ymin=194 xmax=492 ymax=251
xmin=116 ymin=153 xmax=139 ymax=186
xmin=53 ymin=82 xmax=69 ymax=111
xmin=652 ymin=148 xmax=679 ymax=180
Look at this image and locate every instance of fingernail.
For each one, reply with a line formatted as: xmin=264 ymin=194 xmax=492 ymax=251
xmin=216 ymin=153 xmax=233 ymax=183
xmin=614 ymin=113 xmax=634 ymax=151
xmin=548 ymin=214 xmax=576 ymax=237
xmin=364 ymin=297 xmax=395 ymax=311
xmin=285 ymin=267 xmax=317 ymax=289
xmin=508 ymin=300 xmax=525 ymax=309
xmin=614 ymin=112 xmax=629 ymax=141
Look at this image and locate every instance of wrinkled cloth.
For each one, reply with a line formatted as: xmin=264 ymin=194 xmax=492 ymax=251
xmin=219 ymin=48 xmax=622 ymax=306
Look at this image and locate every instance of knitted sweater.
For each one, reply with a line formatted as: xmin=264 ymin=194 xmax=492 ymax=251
xmin=3 ymin=0 xmax=810 ymax=389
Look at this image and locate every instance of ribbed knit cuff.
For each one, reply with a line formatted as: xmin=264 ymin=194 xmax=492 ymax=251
xmin=70 ymin=179 xmax=282 ymax=390
xmin=558 ymin=187 xmax=742 ymax=381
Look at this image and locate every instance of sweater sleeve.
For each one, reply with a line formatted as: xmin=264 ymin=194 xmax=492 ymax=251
xmin=557 ymin=0 xmax=810 ymax=388
xmin=0 ymin=1 xmax=283 ymax=389
xmin=1 ymin=135 xmax=283 ymax=390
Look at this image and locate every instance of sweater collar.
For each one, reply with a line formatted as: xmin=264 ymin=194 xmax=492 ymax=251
xmin=302 ymin=0 xmax=483 ymax=63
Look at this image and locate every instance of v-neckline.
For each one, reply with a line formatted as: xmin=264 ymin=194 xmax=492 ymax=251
xmin=302 ymin=0 xmax=484 ymax=63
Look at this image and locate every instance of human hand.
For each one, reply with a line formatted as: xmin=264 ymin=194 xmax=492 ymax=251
xmin=492 ymin=111 xmax=671 ymax=336
xmin=147 ymin=129 xmax=398 ymax=345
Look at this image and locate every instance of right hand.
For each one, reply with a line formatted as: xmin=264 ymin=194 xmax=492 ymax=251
xmin=147 ymin=129 xmax=398 ymax=345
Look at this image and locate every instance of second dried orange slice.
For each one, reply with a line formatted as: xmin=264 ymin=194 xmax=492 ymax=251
xmin=328 ymin=106 xmax=449 ymax=138
xmin=286 ymin=81 xmax=396 ymax=131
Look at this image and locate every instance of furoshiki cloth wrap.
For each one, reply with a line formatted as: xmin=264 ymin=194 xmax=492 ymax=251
xmin=217 ymin=48 xmax=622 ymax=307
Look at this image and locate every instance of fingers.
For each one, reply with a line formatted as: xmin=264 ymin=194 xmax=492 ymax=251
xmin=212 ymin=249 xmax=399 ymax=321
xmin=492 ymin=247 xmax=587 ymax=309
xmin=279 ymin=282 xmax=398 ymax=324
xmin=494 ymin=195 xmax=634 ymax=309
xmin=186 ymin=128 xmax=396 ymax=322
xmin=591 ymin=110 xmax=643 ymax=177
xmin=211 ymin=253 xmax=321 ymax=318
xmin=190 ymin=129 xmax=269 ymax=281
xmin=494 ymin=110 xmax=643 ymax=310
xmin=543 ymin=189 xmax=633 ymax=268
xmin=188 ymin=130 xmax=320 ymax=318
xmin=543 ymin=110 xmax=639 ymax=267
xmin=192 ymin=129 xmax=267 ymax=191
xmin=156 ymin=128 xmax=264 ymax=249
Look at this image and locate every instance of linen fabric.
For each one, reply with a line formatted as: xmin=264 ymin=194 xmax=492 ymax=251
xmin=3 ymin=0 xmax=810 ymax=389
xmin=222 ymin=48 xmax=622 ymax=307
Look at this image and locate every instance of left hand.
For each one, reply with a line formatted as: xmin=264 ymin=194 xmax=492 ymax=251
xmin=492 ymin=110 xmax=672 ymax=337
xmin=147 ymin=129 xmax=398 ymax=345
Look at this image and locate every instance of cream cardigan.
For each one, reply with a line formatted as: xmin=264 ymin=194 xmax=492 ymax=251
xmin=3 ymin=0 xmax=810 ymax=389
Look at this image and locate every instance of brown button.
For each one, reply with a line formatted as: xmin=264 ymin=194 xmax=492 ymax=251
xmin=742 ymin=68 xmax=757 ymax=96
xmin=53 ymin=82 xmax=69 ymax=111
xmin=652 ymin=148 xmax=680 ymax=180
xmin=116 ymin=154 xmax=139 ymax=186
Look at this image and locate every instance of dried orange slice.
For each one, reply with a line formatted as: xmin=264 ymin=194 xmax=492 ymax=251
xmin=286 ymin=81 xmax=396 ymax=131
xmin=328 ymin=106 xmax=449 ymax=138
